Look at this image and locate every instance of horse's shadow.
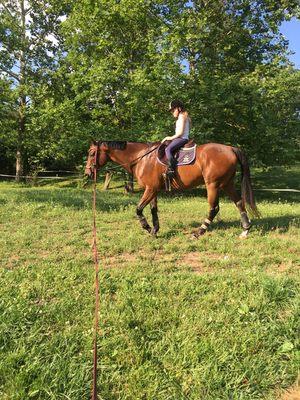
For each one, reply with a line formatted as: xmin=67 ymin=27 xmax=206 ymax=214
xmin=184 ymin=214 xmax=299 ymax=235
xmin=15 ymin=188 xmax=139 ymax=212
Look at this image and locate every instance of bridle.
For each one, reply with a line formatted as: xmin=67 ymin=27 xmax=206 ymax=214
xmin=89 ymin=141 xmax=160 ymax=176
xmin=91 ymin=143 xmax=100 ymax=173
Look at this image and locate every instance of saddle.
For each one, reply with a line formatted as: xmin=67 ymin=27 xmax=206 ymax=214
xmin=157 ymin=139 xmax=196 ymax=166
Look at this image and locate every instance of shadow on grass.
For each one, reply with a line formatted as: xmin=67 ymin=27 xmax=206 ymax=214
xmin=254 ymin=190 xmax=299 ymax=204
xmin=11 ymin=183 xmax=299 ymax=214
xmin=252 ymin=166 xmax=300 ymax=190
xmin=15 ymin=187 xmax=139 ymax=212
xmin=5 ymin=165 xmax=299 ymax=212
xmin=159 ymin=186 xmax=299 ymax=204
xmin=182 ymin=214 xmax=299 ymax=235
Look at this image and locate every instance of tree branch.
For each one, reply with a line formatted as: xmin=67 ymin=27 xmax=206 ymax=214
xmin=25 ymin=6 xmax=32 ymax=15
xmin=0 ymin=66 xmax=20 ymax=81
xmin=1 ymin=3 xmax=22 ymax=33
xmin=0 ymin=41 xmax=20 ymax=58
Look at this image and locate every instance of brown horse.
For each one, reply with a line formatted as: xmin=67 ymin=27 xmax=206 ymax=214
xmin=85 ymin=140 xmax=259 ymax=238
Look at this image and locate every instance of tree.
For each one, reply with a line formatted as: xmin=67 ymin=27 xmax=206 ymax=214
xmin=1 ymin=0 xmax=299 ymax=173
xmin=0 ymin=0 xmax=64 ymax=179
xmin=59 ymin=0 xmax=183 ymax=141
xmin=0 ymin=75 xmax=18 ymax=172
xmin=162 ymin=0 xmax=300 ymax=163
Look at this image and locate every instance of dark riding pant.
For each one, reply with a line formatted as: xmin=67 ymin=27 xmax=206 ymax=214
xmin=165 ymin=137 xmax=189 ymax=167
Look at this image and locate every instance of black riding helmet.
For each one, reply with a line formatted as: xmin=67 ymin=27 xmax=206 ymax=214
xmin=168 ymin=100 xmax=185 ymax=112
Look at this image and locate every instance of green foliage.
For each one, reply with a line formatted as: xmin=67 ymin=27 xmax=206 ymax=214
xmin=0 ymin=0 xmax=300 ymax=172
xmin=0 ymin=77 xmax=18 ymax=170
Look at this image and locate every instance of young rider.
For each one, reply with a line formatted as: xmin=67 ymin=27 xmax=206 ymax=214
xmin=162 ymin=100 xmax=191 ymax=177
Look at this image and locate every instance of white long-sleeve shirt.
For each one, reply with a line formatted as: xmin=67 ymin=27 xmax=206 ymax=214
xmin=175 ymin=113 xmax=190 ymax=139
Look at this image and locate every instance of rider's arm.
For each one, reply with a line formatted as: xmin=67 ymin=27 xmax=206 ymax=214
xmin=162 ymin=114 xmax=186 ymax=143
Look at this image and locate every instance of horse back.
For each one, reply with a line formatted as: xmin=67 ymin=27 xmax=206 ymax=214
xmin=196 ymin=143 xmax=238 ymax=183
xmin=197 ymin=143 xmax=236 ymax=163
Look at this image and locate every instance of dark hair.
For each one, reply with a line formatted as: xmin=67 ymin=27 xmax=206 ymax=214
xmin=168 ymin=100 xmax=185 ymax=112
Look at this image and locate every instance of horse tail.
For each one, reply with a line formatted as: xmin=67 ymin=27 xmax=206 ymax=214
xmin=232 ymin=147 xmax=260 ymax=218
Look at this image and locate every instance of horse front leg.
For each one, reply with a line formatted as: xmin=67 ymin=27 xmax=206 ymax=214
xmin=136 ymin=188 xmax=157 ymax=234
xmin=150 ymin=197 xmax=159 ymax=237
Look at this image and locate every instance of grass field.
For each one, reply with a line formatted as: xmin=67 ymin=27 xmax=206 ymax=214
xmin=0 ymin=166 xmax=299 ymax=400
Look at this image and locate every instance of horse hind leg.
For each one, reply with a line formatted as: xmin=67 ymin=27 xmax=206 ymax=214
xmin=194 ymin=183 xmax=220 ymax=238
xmin=136 ymin=188 xmax=157 ymax=235
xmin=223 ymin=181 xmax=251 ymax=238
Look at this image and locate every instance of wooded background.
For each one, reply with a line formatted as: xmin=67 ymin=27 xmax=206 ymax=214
xmin=0 ymin=0 xmax=299 ymax=180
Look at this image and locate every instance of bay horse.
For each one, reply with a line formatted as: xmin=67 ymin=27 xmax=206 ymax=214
xmin=85 ymin=141 xmax=259 ymax=238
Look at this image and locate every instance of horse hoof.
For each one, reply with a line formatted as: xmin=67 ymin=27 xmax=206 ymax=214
xmin=143 ymin=226 xmax=151 ymax=233
xmin=151 ymin=229 xmax=158 ymax=237
xmin=239 ymin=229 xmax=249 ymax=239
xmin=191 ymin=232 xmax=199 ymax=239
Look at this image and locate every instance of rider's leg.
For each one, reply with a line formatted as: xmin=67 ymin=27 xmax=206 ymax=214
xmin=165 ymin=138 xmax=188 ymax=176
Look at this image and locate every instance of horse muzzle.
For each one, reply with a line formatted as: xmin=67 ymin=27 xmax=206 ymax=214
xmin=85 ymin=167 xmax=94 ymax=178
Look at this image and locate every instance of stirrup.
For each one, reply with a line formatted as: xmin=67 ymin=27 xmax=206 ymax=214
xmin=166 ymin=168 xmax=175 ymax=178
xmin=163 ymin=173 xmax=172 ymax=191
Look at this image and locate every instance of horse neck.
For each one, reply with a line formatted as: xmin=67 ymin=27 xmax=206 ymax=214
xmin=108 ymin=142 xmax=150 ymax=172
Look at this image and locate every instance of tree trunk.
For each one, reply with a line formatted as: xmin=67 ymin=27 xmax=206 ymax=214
xmin=103 ymin=171 xmax=113 ymax=190
xmin=15 ymin=149 xmax=23 ymax=182
xmin=16 ymin=99 xmax=26 ymax=182
xmin=15 ymin=0 xmax=26 ymax=182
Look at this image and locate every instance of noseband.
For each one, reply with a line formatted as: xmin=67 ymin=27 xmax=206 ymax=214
xmin=91 ymin=142 xmax=99 ymax=173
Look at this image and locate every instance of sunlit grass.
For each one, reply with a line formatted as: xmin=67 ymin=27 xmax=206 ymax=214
xmin=0 ymin=168 xmax=299 ymax=399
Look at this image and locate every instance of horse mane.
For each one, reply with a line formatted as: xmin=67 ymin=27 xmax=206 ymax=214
xmin=100 ymin=141 xmax=127 ymax=150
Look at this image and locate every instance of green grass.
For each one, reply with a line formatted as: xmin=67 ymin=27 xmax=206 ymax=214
xmin=0 ymin=167 xmax=299 ymax=400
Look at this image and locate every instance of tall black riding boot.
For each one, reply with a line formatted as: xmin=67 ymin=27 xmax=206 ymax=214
xmin=166 ymin=158 xmax=176 ymax=179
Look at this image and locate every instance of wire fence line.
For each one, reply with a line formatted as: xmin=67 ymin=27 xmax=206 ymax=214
xmin=0 ymin=173 xmax=80 ymax=180
xmin=0 ymin=172 xmax=299 ymax=193
xmin=0 ymin=170 xmax=132 ymax=182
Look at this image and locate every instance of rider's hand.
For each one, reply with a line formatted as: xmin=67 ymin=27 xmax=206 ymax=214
xmin=162 ymin=136 xmax=172 ymax=143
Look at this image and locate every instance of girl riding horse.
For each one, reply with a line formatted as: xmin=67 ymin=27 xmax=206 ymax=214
xmin=162 ymin=100 xmax=191 ymax=178
xmin=85 ymin=137 xmax=259 ymax=239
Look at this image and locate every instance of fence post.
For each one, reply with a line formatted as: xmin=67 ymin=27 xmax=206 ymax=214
xmin=103 ymin=171 xmax=113 ymax=190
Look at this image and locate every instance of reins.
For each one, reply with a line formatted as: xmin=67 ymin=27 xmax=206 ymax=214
xmin=90 ymin=142 xmax=159 ymax=399
xmin=91 ymin=146 xmax=100 ymax=400
xmin=128 ymin=143 xmax=160 ymax=167
xmin=98 ymin=142 xmax=160 ymax=173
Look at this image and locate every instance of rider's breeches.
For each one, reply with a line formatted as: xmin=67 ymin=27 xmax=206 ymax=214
xmin=165 ymin=138 xmax=188 ymax=165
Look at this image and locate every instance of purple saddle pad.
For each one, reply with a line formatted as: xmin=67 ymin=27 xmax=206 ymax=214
xmin=157 ymin=140 xmax=197 ymax=166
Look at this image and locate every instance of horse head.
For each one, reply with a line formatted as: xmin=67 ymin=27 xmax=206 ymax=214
xmin=85 ymin=141 xmax=110 ymax=177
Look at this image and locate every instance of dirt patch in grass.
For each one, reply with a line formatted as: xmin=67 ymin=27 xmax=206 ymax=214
xmin=181 ymin=252 xmax=205 ymax=274
xmin=5 ymin=255 xmax=20 ymax=269
xmin=103 ymin=252 xmax=137 ymax=268
xmin=288 ymin=247 xmax=299 ymax=254
xmin=184 ymin=251 xmax=241 ymax=275
xmin=280 ymin=383 xmax=300 ymax=400
xmin=178 ymin=252 xmax=229 ymax=274
xmin=266 ymin=260 xmax=299 ymax=276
